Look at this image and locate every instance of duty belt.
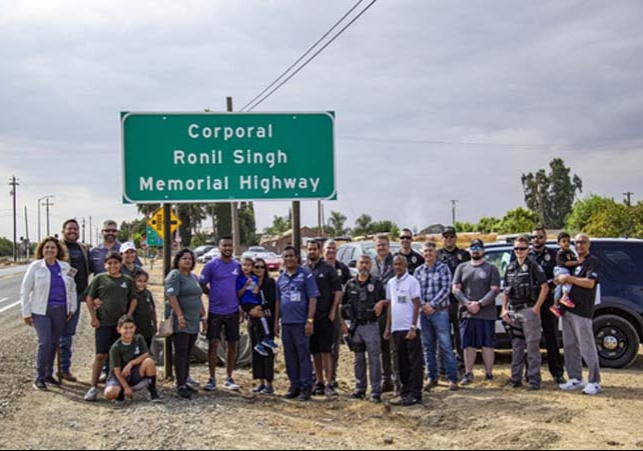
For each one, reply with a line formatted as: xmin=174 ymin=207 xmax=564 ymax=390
xmin=356 ymin=319 xmax=378 ymax=326
xmin=510 ymin=302 xmax=535 ymax=311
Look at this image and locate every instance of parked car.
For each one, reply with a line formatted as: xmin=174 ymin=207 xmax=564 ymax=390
xmin=193 ymin=245 xmax=215 ymax=258
xmin=337 ymin=241 xmax=423 ymax=276
xmin=241 ymin=245 xmax=268 ymax=260
xmin=484 ymin=238 xmax=643 ymax=369
xmin=255 ymin=252 xmax=283 ymax=271
xmin=198 ymin=247 xmax=221 ymax=263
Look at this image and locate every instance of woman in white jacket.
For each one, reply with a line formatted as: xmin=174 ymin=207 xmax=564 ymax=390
xmin=20 ymin=237 xmax=77 ymax=390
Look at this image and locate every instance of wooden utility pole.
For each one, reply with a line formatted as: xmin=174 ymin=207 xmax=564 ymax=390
xmin=9 ymin=176 xmax=19 ymax=261
xmin=24 ymin=206 xmax=30 ymax=260
xmin=624 ymin=192 xmax=634 ymax=207
xmin=293 ymin=201 xmax=301 ymax=255
xmin=227 ymin=97 xmax=241 ymax=255
xmin=163 ymin=203 xmax=173 ymax=380
xmin=450 ymin=199 xmax=458 ymax=225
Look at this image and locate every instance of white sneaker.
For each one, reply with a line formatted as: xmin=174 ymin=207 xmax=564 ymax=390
xmin=582 ymin=383 xmax=602 ymax=395
xmin=223 ymin=377 xmax=240 ymax=391
xmin=559 ymin=379 xmax=586 ymax=391
xmin=84 ymin=386 xmax=99 ymax=401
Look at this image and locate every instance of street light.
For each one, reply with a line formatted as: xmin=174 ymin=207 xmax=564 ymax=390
xmin=37 ymin=195 xmax=54 ymax=242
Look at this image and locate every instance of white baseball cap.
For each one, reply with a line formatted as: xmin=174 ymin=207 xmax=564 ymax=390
xmin=120 ymin=241 xmax=137 ymax=254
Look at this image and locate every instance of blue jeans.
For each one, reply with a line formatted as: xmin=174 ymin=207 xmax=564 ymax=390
xmin=60 ymin=295 xmax=83 ymax=373
xmin=33 ymin=306 xmax=67 ymax=381
xmin=282 ymin=324 xmax=313 ymax=392
xmin=420 ymin=310 xmax=458 ymax=383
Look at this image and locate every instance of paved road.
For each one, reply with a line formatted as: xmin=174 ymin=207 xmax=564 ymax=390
xmin=0 ymin=266 xmax=27 ymax=318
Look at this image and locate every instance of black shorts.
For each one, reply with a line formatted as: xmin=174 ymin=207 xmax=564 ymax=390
xmin=241 ymin=303 xmax=262 ymax=314
xmin=106 ymin=365 xmax=146 ymax=390
xmin=95 ymin=326 xmax=120 ymax=355
xmin=310 ymin=318 xmax=334 ymax=354
xmin=207 ymin=312 xmax=240 ymax=342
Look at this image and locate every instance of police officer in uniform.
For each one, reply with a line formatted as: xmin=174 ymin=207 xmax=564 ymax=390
xmin=397 ymin=228 xmax=424 ymax=275
xmin=371 ymin=234 xmax=397 ymax=393
xmin=437 ymin=226 xmax=470 ymax=370
xmin=341 ymin=255 xmax=386 ymax=403
xmin=528 ymin=227 xmax=566 ymax=384
xmin=501 ymin=235 xmax=549 ymax=390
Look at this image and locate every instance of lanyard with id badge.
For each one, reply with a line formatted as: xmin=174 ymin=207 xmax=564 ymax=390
xmin=396 ymin=278 xmax=409 ymax=304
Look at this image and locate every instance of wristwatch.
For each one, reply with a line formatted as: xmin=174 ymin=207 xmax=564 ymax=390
xmin=307 ymin=318 xmax=314 ymax=324
xmin=410 ymin=325 xmax=417 ymax=331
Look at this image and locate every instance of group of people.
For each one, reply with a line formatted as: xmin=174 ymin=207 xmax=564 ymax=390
xmin=19 ymin=219 xmax=602 ymax=407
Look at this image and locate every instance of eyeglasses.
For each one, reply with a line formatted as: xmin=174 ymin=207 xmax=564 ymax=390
xmin=254 ymin=265 xmax=266 ymax=269
xmin=443 ymin=235 xmax=456 ymax=239
xmin=575 ymin=240 xmax=589 ymax=245
xmin=400 ymin=236 xmax=412 ymax=240
xmin=531 ymin=235 xmax=545 ymax=240
xmin=514 ymin=247 xmax=529 ymax=251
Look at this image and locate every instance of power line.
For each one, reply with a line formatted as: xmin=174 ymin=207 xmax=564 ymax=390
xmin=243 ymin=0 xmax=378 ymax=112
xmin=240 ymin=0 xmax=367 ymax=112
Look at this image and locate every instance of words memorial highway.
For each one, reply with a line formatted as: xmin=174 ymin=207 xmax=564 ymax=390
xmin=122 ymin=113 xmax=335 ymax=202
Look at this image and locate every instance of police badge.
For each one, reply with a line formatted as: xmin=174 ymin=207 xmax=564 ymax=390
xmin=545 ymin=254 xmax=551 ymax=262
xmin=368 ymin=284 xmax=375 ymax=292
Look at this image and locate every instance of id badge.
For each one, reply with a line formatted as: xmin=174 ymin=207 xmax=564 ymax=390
xmin=398 ymin=294 xmax=408 ymax=304
xmin=359 ymin=291 xmax=368 ymax=302
xmin=290 ymin=291 xmax=302 ymax=303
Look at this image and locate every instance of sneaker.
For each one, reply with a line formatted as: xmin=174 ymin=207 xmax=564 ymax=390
xmin=460 ymin=373 xmax=474 ymax=386
xmin=261 ymin=338 xmax=279 ymax=351
xmin=559 ymin=297 xmax=575 ymax=309
xmin=582 ymin=383 xmax=602 ymax=395
xmin=331 ymin=380 xmax=339 ymax=389
xmin=84 ymin=386 xmax=99 ymax=402
xmin=60 ymin=372 xmax=77 ymax=382
xmin=559 ymin=378 xmax=586 ymax=391
xmin=33 ymin=379 xmax=47 ymax=391
xmin=527 ymin=384 xmax=540 ymax=391
xmin=485 ymin=373 xmax=494 ymax=381
xmin=260 ymin=385 xmax=274 ymax=395
xmin=223 ymin=377 xmax=240 ymax=391
xmin=186 ymin=384 xmax=198 ymax=393
xmin=352 ymin=391 xmax=366 ymax=400
xmin=203 ymin=377 xmax=217 ymax=392
xmin=370 ymin=394 xmax=382 ymax=404
xmin=44 ymin=376 xmax=61 ymax=387
xmin=114 ymin=391 xmax=125 ymax=406
xmin=325 ymin=384 xmax=338 ymax=398
xmin=555 ymin=376 xmax=567 ymax=384
xmin=186 ymin=376 xmax=201 ymax=388
xmin=549 ymin=305 xmax=563 ymax=318
xmin=284 ymin=387 xmax=301 ymax=399
xmin=390 ymin=397 xmax=405 ymax=406
xmin=448 ymin=381 xmax=459 ymax=391
xmin=177 ymin=386 xmax=193 ymax=399
xmin=252 ymin=384 xmax=266 ymax=393
xmin=253 ymin=344 xmax=269 ymax=357
xmin=510 ymin=381 xmax=523 ymax=389
xmin=149 ymin=388 xmax=161 ymax=403
xmin=402 ymin=397 xmax=422 ymax=407
xmin=98 ymin=373 xmax=108 ymax=384
xmin=423 ymin=380 xmax=438 ymax=392
xmin=299 ymin=389 xmax=312 ymax=401
xmin=312 ymin=382 xmax=326 ymax=396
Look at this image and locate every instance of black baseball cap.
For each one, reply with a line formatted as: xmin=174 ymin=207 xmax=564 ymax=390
xmin=470 ymin=239 xmax=485 ymax=249
xmin=442 ymin=226 xmax=457 ymax=236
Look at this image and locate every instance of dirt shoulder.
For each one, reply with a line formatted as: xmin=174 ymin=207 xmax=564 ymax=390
xmin=2 ymin=264 xmax=643 ymax=450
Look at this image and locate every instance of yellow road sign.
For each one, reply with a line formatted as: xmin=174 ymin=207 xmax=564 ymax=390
xmin=147 ymin=208 xmax=182 ymax=239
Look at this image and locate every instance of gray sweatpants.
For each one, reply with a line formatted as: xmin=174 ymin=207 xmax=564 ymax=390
xmin=508 ymin=307 xmax=542 ymax=386
xmin=562 ymin=312 xmax=601 ymax=384
xmin=353 ymin=322 xmax=382 ymax=397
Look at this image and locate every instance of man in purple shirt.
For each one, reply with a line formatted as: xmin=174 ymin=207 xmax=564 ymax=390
xmin=199 ymin=236 xmax=242 ymax=392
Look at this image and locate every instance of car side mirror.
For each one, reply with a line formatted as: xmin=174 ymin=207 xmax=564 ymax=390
xmin=348 ymin=260 xmax=357 ymax=268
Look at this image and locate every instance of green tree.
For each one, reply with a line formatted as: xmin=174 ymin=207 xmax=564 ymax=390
xmin=522 ymin=158 xmax=583 ymax=228
xmin=353 ymin=214 xmax=373 ymax=237
xmin=453 ymin=221 xmax=476 ymax=233
xmin=496 ymin=207 xmax=539 ymax=234
xmin=177 ymin=204 xmax=207 ymax=247
xmin=264 ymin=214 xmax=291 ymax=235
xmin=0 ymin=237 xmax=13 ymax=256
xmin=371 ymin=220 xmax=399 ymax=237
xmin=566 ymin=194 xmax=617 ymax=233
xmin=239 ymin=202 xmax=258 ymax=245
xmin=475 ymin=217 xmax=501 ymax=233
xmin=327 ymin=211 xmax=348 ymax=236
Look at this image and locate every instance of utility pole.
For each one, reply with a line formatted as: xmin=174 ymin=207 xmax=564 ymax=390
xmin=9 ymin=176 xmax=19 ymax=262
xmin=318 ymin=201 xmax=323 ymax=236
xmin=624 ymin=192 xmax=634 ymax=238
xmin=624 ymin=192 xmax=634 ymax=207
xmin=89 ymin=216 xmax=93 ymax=246
xmin=293 ymin=201 xmax=301 ymax=254
xmin=450 ymin=199 xmax=458 ymax=225
xmin=24 ymin=206 xmax=30 ymax=260
xmin=82 ymin=217 xmax=86 ymax=243
xmin=43 ymin=197 xmax=53 ymax=236
xmin=227 ymin=96 xmax=241 ymax=255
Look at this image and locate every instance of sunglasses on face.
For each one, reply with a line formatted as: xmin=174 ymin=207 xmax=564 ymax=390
xmin=514 ymin=247 xmax=529 ymax=251
xmin=444 ymin=235 xmax=456 ymax=239
xmin=531 ymin=235 xmax=545 ymax=240
xmin=470 ymin=246 xmax=484 ymax=252
xmin=400 ymin=236 xmax=412 ymax=240
xmin=103 ymin=229 xmax=118 ymax=234
xmin=254 ymin=265 xmax=265 ymax=269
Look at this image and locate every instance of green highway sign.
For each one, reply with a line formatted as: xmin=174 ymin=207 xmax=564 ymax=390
xmin=121 ymin=112 xmax=335 ymax=203
xmin=146 ymin=226 xmax=163 ymax=247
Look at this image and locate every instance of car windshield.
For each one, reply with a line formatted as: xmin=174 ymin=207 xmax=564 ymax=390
xmin=257 ymin=252 xmax=278 ymax=259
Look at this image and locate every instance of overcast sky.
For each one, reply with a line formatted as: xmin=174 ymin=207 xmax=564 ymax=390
xmin=1 ymin=0 xmax=642 ymax=244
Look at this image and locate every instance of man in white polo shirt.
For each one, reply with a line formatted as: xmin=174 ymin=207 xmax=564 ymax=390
xmin=384 ymin=255 xmax=423 ymax=407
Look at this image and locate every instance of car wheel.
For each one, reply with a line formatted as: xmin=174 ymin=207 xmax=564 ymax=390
xmin=593 ymin=314 xmax=640 ymax=369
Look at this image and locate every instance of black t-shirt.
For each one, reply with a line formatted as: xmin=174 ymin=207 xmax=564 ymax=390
xmin=333 ymin=261 xmax=352 ymax=286
xmin=258 ymin=276 xmax=277 ymax=319
xmin=529 ymin=247 xmax=557 ymax=282
xmin=397 ymin=249 xmax=424 ymax=275
xmin=65 ymin=241 xmax=89 ymax=295
xmin=438 ymin=247 xmax=471 ymax=277
xmin=133 ymin=289 xmax=156 ymax=339
xmin=568 ymin=255 xmax=600 ymax=319
xmin=557 ymin=248 xmax=579 ymax=268
xmin=305 ymin=260 xmax=342 ymax=321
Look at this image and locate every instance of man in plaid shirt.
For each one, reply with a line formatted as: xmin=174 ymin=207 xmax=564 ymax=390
xmin=413 ymin=241 xmax=459 ymax=391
